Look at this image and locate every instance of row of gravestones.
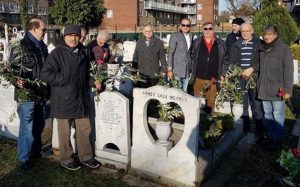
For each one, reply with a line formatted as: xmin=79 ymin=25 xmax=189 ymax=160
xmin=50 ymin=85 xmax=243 ymax=186
xmin=0 ymin=83 xmax=242 ymax=186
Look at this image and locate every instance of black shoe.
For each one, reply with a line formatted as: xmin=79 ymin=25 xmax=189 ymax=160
xmin=20 ymin=161 xmax=32 ymax=170
xmin=82 ymin=158 xmax=100 ymax=169
xmin=60 ymin=161 xmax=81 ymax=171
xmin=29 ymin=153 xmax=42 ymax=160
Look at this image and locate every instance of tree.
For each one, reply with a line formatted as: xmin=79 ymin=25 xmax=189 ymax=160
xmin=49 ymin=0 xmax=106 ymax=27
xmin=226 ymin=0 xmax=259 ymax=19
xmin=19 ymin=0 xmax=29 ymax=30
xmin=253 ymin=0 xmax=298 ymax=45
xmin=219 ymin=10 xmax=230 ymax=23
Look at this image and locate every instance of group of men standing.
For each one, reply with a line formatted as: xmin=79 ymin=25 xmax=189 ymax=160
xmin=10 ymin=16 xmax=294 ymax=171
xmin=133 ymin=18 xmax=294 ymax=148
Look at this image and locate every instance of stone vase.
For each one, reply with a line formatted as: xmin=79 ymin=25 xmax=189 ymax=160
xmin=155 ymin=120 xmax=172 ymax=145
xmin=232 ymin=103 xmax=243 ymax=120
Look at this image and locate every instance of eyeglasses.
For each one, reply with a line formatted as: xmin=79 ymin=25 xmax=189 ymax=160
xmin=204 ymin=28 xmax=213 ymax=31
xmin=181 ymin=24 xmax=191 ymax=28
xmin=38 ymin=28 xmax=47 ymax=32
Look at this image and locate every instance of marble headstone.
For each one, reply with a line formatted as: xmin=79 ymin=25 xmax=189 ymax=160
xmin=131 ymin=86 xmax=203 ymax=186
xmin=95 ymin=91 xmax=131 ymax=170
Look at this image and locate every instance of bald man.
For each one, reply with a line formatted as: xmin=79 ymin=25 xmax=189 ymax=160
xmin=9 ymin=18 xmax=49 ymax=170
xmin=225 ymin=22 xmax=263 ymax=137
xmin=133 ymin=25 xmax=167 ymax=87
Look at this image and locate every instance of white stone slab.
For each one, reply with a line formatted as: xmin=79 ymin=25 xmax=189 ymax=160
xmin=95 ymin=91 xmax=131 ymax=170
xmin=131 ymin=86 xmax=202 ymax=186
xmin=0 ymin=85 xmax=19 ymax=140
xmin=123 ymin=41 xmax=136 ymax=62
xmin=294 ymin=60 xmax=298 ymax=85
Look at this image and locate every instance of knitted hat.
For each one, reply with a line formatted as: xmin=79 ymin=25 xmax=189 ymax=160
xmin=232 ymin=18 xmax=245 ymax=25
xmin=64 ymin=25 xmax=81 ymax=36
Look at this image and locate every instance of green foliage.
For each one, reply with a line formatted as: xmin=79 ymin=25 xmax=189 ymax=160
xmin=200 ymin=113 xmax=234 ymax=148
xmin=278 ymin=149 xmax=300 ymax=183
xmin=157 ymin=103 xmax=183 ymax=122
xmin=19 ymin=0 xmax=29 ymax=30
xmin=49 ymin=0 xmax=106 ymax=27
xmin=290 ymin=44 xmax=300 ymax=61
xmin=253 ymin=0 xmax=298 ymax=45
xmin=157 ymin=75 xmax=180 ymax=88
xmin=216 ymin=64 xmax=256 ymax=108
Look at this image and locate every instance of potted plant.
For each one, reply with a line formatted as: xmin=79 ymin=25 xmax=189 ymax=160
xmin=215 ymin=64 xmax=256 ymax=119
xmin=278 ymin=149 xmax=300 ymax=186
xmin=155 ymin=102 xmax=183 ymax=145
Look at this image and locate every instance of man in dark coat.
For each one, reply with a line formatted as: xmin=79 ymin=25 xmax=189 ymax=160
xmin=225 ymin=17 xmax=245 ymax=54
xmin=133 ymin=25 xmax=167 ymax=87
xmin=190 ymin=22 xmax=227 ymax=115
xmin=40 ymin=25 xmax=101 ymax=171
xmin=9 ymin=18 xmax=49 ymax=170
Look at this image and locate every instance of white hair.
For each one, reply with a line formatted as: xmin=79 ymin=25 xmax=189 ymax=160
xmin=97 ymin=31 xmax=109 ymax=40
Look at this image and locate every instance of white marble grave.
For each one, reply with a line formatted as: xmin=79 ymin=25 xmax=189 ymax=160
xmin=294 ymin=60 xmax=299 ymax=85
xmin=95 ymin=91 xmax=131 ymax=170
xmin=0 ymin=84 xmax=19 ymax=140
xmin=123 ymin=41 xmax=136 ymax=62
xmin=131 ymin=86 xmax=203 ymax=186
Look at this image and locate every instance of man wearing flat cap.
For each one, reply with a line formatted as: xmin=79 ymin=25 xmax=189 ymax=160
xmin=40 ymin=24 xmax=101 ymax=171
xmin=225 ymin=17 xmax=245 ymax=53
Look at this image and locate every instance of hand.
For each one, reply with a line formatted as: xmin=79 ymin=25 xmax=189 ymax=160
xmin=242 ymin=67 xmax=254 ymax=78
xmin=167 ymin=71 xmax=173 ymax=79
xmin=220 ymin=76 xmax=225 ymax=82
xmin=16 ymin=79 xmax=24 ymax=88
xmin=95 ymin=80 xmax=102 ymax=90
xmin=284 ymin=93 xmax=291 ymax=100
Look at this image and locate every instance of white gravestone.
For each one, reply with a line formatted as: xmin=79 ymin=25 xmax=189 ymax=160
xmin=0 ymin=85 xmax=19 ymax=140
xmin=95 ymin=91 xmax=131 ymax=170
xmin=131 ymin=86 xmax=204 ymax=186
xmin=123 ymin=41 xmax=136 ymax=62
xmin=294 ymin=60 xmax=299 ymax=85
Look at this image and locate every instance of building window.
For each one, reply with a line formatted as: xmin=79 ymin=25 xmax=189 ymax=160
xmin=214 ymin=15 xmax=218 ymax=21
xmin=139 ymin=9 xmax=143 ymax=16
xmin=139 ymin=0 xmax=143 ymax=2
xmin=197 ymin=3 xmax=202 ymax=10
xmin=0 ymin=3 xmax=5 ymax=12
xmin=38 ymin=7 xmax=47 ymax=15
xmin=197 ymin=14 xmax=202 ymax=21
xmin=28 ymin=4 xmax=34 ymax=14
xmin=9 ymin=2 xmax=18 ymax=13
xmin=107 ymin=9 xmax=113 ymax=18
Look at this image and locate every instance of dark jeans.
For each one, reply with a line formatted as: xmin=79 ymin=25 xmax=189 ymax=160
xmin=242 ymin=88 xmax=263 ymax=120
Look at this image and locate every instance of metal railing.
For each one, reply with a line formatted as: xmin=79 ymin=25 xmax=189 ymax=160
xmin=181 ymin=0 xmax=196 ymax=4
xmin=144 ymin=1 xmax=195 ymax=14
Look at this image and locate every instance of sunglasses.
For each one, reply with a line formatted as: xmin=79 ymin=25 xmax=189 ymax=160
xmin=204 ymin=28 xmax=213 ymax=31
xmin=181 ymin=24 xmax=191 ymax=27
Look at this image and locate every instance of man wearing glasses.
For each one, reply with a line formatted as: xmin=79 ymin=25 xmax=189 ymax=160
xmin=190 ymin=22 xmax=227 ymax=115
xmin=167 ymin=18 xmax=193 ymax=92
xmin=9 ymin=18 xmax=49 ymax=170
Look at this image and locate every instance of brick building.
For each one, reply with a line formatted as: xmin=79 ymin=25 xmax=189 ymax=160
xmin=101 ymin=0 xmax=219 ymax=32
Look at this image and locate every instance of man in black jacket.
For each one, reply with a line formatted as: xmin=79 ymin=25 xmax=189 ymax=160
xmin=225 ymin=17 xmax=245 ymax=54
xmin=9 ymin=18 xmax=49 ymax=170
xmin=190 ymin=22 xmax=227 ymax=115
xmin=226 ymin=23 xmax=263 ymax=136
xmin=133 ymin=25 xmax=167 ymax=87
xmin=40 ymin=25 xmax=100 ymax=171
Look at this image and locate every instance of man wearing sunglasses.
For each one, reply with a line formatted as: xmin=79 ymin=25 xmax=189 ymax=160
xmin=167 ymin=18 xmax=193 ymax=92
xmin=190 ymin=22 xmax=227 ymax=115
xmin=9 ymin=18 xmax=49 ymax=170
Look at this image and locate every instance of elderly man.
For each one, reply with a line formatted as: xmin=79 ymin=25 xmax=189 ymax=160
xmin=226 ymin=17 xmax=245 ymax=53
xmin=257 ymin=25 xmax=293 ymax=145
xmin=40 ymin=25 xmax=101 ymax=171
xmin=9 ymin=18 xmax=49 ymax=170
xmin=167 ymin=18 xmax=193 ymax=92
xmin=87 ymin=31 xmax=110 ymax=64
xmin=133 ymin=24 xmax=167 ymax=88
xmin=226 ymin=23 xmax=263 ymax=135
xmin=190 ymin=22 xmax=227 ymax=115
